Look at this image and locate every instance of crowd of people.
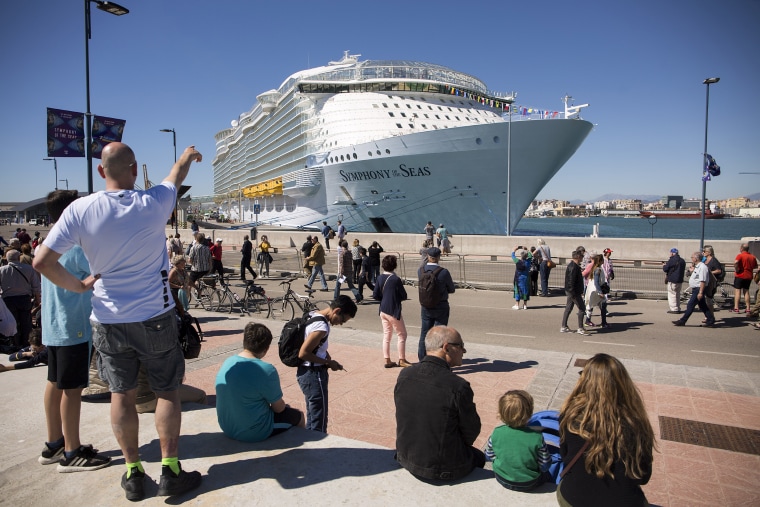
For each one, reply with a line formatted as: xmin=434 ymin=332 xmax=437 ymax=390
xmin=2 ymin=157 xmax=759 ymax=505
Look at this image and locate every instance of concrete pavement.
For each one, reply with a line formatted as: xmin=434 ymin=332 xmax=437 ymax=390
xmin=1 ymin=291 xmax=760 ymax=506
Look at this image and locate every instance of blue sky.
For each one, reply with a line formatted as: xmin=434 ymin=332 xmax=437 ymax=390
xmin=1 ymin=0 xmax=758 ymax=204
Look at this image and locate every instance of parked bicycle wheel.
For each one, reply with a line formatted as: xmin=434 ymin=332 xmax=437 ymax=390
xmin=270 ymin=297 xmax=295 ymax=321
xmin=197 ymin=283 xmax=216 ymax=311
xmin=308 ymin=300 xmax=332 ymax=312
xmin=244 ymin=292 xmax=271 ymax=318
xmin=212 ymin=289 xmax=232 ymax=313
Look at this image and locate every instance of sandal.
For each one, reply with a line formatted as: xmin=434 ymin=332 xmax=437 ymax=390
xmin=398 ymin=359 xmax=413 ymax=367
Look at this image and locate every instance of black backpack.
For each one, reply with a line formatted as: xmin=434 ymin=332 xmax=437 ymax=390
xmin=278 ymin=314 xmax=328 ymax=367
xmin=178 ymin=313 xmax=203 ymax=359
xmin=418 ymin=266 xmax=444 ymax=308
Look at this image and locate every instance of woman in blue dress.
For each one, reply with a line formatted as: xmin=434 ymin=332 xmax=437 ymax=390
xmin=511 ymin=246 xmax=533 ymax=310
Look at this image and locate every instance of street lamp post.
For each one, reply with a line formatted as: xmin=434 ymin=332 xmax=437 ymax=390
xmin=647 ymin=214 xmax=657 ymax=239
xmin=59 ymin=179 xmax=69 ymax=190
xmin=700 ymin=77 xmax=720 ymax=251
xmin=160 ymin=128 xmax=178 ymax=233
xmin=43 ymin=157 xmax=58 ymax=190
xmin=84 ymin=0 xmax=129 ymax=195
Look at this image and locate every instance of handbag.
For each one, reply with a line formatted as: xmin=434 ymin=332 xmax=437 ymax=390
xmin=546 ymin=260 xmax=556 ymax=269
xmin=600 ymin=282 xmax=610 ymax=295
xmin=0 ymin=297 xmax=17 ymax=337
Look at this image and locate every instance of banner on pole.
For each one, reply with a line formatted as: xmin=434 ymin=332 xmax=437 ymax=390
xmin=47 ymin=108 xmax=126 ymax=159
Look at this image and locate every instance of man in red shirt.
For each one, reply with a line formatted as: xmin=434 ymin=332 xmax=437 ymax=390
xmin=733 ymin=243 xmax=758 ymax=313
xmin=210 ymin=238 xmax=225 ymax=280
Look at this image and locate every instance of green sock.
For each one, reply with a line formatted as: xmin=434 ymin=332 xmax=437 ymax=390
xmin=161 ymin=457 xmax=180 ymax=475
xmin=126 ymin=461 xmax=144 ymax=478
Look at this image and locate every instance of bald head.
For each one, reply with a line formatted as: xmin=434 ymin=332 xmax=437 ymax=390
xmin=99 ymin=142 xmax=137 ymax=188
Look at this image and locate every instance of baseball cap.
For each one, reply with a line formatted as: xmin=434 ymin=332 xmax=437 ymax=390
xmin=427 ymin=247 xmax=442 ymax=258
xmin=216 ymin=238 xmax=222 ymax=242
xmin=603 ymin=248 xmax=613 ymax=254
xmin=670 ymin=248 xmax=678 ymax=254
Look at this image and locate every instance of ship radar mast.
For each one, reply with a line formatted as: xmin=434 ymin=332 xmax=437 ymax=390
xmin=329 ymin=50 xmax=361 ymax=65
xmin=563 ymin=94 xmax=589 ymax=119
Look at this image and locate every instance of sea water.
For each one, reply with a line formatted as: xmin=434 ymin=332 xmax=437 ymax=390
xmin=514 ymin=217 xmax=760 ymax=240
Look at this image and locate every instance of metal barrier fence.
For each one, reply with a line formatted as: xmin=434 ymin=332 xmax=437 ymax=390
xmin=257 ymin=248 xmax=743 ymax=300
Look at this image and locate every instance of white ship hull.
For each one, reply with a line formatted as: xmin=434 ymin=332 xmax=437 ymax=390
xmin=212 ymin=54 xmax=592 ymax=235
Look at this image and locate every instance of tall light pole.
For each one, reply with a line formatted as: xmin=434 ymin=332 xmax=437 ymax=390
xmin=160 ymin=128 xmax=178 ymax=233
xmin=700 ymin=77 xmax=719 ymax=250
xmin=59 ymin=179 xmax=69 ymax=190
xmin=85 ymin=0 xmax=129 ymax=194
xmin=43 ymin=157 xmax=58 ymax=190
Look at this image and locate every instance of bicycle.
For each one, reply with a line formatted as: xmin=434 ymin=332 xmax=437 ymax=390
xmin=193 ymin=275 xmax=219 ymax=312
xmin=270 ymin=278 xmax=331 ymax=321
xmin=680 ymin=282 xmax=733 ymax=309
xmin=243 ymin=280 xmax=272 ymax=318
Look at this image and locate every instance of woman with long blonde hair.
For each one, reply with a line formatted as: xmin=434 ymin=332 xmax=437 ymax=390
xmin=558 ymin=353 xmax=654 ymax=507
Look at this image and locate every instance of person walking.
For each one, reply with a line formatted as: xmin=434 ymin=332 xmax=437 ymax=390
xmin=34 ymin=142 xmax=203 ymax=500
xmin=673 ymin=251 xmax=715 ymax=327
xmin=301 ymin=235 xmax=314 ymax=277
xmin=662 ymin=248 xmax=685 ymax=314
xmin=560 ymin=250 xmax=589 ymax=335
xmin=305 ymin=235 xmax=329 ymax=291
xmin=417 ymin=247 xmax=456 ymax=360
xmin=373 ymin=255 xmax=411 ymax=368
xmin=334 ymin=240 xmax=360 ymax=303
xmin=240 ymin=234 xmax=256 ymax=281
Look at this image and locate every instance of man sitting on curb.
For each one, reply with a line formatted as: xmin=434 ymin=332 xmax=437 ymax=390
xmin=394 ymin=326 xmax=485 ymax=482
xmin=215 ymin=323 xmax=304 ymax=442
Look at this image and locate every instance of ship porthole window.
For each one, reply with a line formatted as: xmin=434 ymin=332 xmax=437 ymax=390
xmin=368 ymin=151 xmax=373 ymax=156
xmin=476 ymin=138 xmax=482 ymax=145
xmin=493 ymin=136 xmax=500 ymax=143
xmin=353 ymin=153 xmax=357 ymax=159
xmin=385 ymin=149 xmax=390 ymax=154
xmin=376 ymin=150 xmax=381 ymax=155
xmin=340 ymin=155 xmax=345 ymax=161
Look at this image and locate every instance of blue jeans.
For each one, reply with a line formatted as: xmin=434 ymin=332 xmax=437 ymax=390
xmin=296 ymin=365 xmax=329 ymax=432
xmin=539 ymin=261 xmax=552 ymax=296
xmin=678 ymin=288 xmax=714 ymax=325
xmin=307 ymin=264 xmax=328 ymax=289
xmin=334 ymin=277 xmax=359 ymax=301
xmin=418 ymin=304 xmax=450 ymax=361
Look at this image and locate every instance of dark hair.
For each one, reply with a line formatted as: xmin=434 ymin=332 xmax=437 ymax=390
xmin=359 ymin=247 xmax=367 ymax=255
xmin=572 ymin=250 xmax=582 ymax=260
xmin=28 ymin=328 xmax=42 ymax=347
xmin=243 ymin=323 xmax=273 ymax=355
xmin=381 ymin=254 xmax=397 ymax=272
xmin=331 ymin=295 xmax=358 ymax=319
xmin=46 ymin=190 xmax=79 ymax=222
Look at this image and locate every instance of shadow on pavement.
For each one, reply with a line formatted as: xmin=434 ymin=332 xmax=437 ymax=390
xmin=456 ymin=357 xmax=538 ymax=374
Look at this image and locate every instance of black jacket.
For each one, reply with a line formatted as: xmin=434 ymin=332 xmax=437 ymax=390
xmin=564 ymin=261 xmax=584 ymax=295
xmin=394 ymin=355 xmax=481 ymax=481
xmin=663 ymin=254 xmax=686 ymax=283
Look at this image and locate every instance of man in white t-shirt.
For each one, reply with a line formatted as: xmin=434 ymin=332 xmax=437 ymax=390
xmin=673 ymin=251 xmax=715 ymax=327
xmin=34 ymin=142 xmax=203 ymax=501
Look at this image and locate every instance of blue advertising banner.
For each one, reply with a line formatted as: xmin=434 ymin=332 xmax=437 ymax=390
xmin=92 ymin=114 xmax=126 ymax=159
xmin=47 ymin=108 xmax=126 ymax=159
xmin=47 ymin=108 xmax=85 ymax=157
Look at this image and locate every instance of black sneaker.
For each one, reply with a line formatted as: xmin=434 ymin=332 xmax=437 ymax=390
xmin=38 ymin=442 xmax=65 ymax=465
xmin=57 ymin=445 xmax=111 ymax=472
xmin=121 ymin=469 xmax=146 ymax=502
xmin=157 ymin=464 xmax=202 ymax=497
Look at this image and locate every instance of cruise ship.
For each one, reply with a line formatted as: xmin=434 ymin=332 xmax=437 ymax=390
xmin=212 ymin=52 xmax=593 ymax=235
